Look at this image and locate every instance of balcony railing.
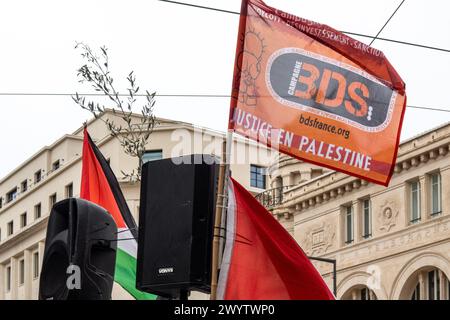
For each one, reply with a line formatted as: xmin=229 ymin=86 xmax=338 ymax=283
xmin=255 ymin=185 xmax=293 ymax=209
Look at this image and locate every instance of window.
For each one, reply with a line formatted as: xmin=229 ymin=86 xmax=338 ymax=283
xmin=250 ymin=165 xmax=266 ymax=189
xmin=411 ymin=283 xmax=420 ymax=300
xmin=428 ymin=270 xmax=440 ymax=300
xmin=360 ymin=288 xmax=372 ymax=300
xmin=6 ymin=187 xmax=18 ymax=203
xmin=410 ymin=180 xmax=421 ymax=223
xmin=7 ymin=221 xmax=13 ymax=236
xmin=34 ymin=170 xmax=42 ymax=183
xmin=21 ymin=179 xmax=28 ymax=193
xmin=34 ymin=203 xmax=42 ymax=220
xmin=33 ymin=252 xmax=39 ymax=279
xmin=142 ymin=150 xmax=163 ymax=163
xmin=430 ymin=172 xmax=442 ymax=216
xmin=345 ymin=205 xmax=354 ymax=244
xmin=0 ymin=197 xmax=3 ymax=209
xmin=6 ymin=266 xmax=11 ymax=292
xmin=20 ymin=213 xmax=27 ymax=228
xmin=362 ymin=199 xmax=372 ymax=239
xmin=52 ymin=160 xmax=60 ymax=171
xmin=19 ymin=259 xmax=25 ymax=286
xmin=65 ymin=183 xmax=73 ymax=198
xmin=49 ymin=193 xmax=57 ymax=208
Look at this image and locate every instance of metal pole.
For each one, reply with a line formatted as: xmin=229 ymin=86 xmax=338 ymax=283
xmin=210 ymin=140 xmax=227 ymax=300
xmin=333 ymin=259 xmax=337 ymax=297
xmin=308 ymin=256 xmax=337 ymax=297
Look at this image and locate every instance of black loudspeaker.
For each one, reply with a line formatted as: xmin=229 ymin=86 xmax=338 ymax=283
xmin=136 ymin=154 xmax=218 ymax=298
xmin=39 ymin=198 xmax=117 ymax=300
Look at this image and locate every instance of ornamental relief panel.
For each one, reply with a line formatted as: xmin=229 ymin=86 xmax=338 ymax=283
xmin=301 ymin=221 xmax=336 ymax=256
xmin=378 ymin=200 xmax=400 ymax=233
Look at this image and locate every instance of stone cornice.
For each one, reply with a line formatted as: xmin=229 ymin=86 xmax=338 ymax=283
xmin=0 ymin=216 xmax=48 ymax=257
xmin=280 ymin=137 xmax=450 ymax=213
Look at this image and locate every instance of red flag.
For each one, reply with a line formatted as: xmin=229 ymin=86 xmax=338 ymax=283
xmin=217 ymin=178 xmax=334 ymax=300
xmin=228 ymin=0 xmax=406 ymax=186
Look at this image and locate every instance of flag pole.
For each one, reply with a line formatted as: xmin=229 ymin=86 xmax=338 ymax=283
xmin=210 ymin=131 xmax=232 ymax=300
xmin=210 ymin=0 xmax=248 ymax=300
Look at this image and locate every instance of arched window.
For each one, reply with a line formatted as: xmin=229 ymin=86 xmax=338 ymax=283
xmin=341 ymin=285 xmax=377 ymax=300
xmin=408 ymin=268 xmax=449 ymax=300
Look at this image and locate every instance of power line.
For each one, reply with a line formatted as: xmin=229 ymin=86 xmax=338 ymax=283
xmin=406 ymin=105 xmax=450 ymax=113
xmin=0 ymin=92 xmax=448 ymax=113
xmin=369 ymin=0 xmax=406 ymax=46
xmin=157 ymin=0 xmax=239 ymax=15
xmin=342 ymin=31 xmax=450 ymax=53
xmin=157 ymin=0 xmax=450 ymax=53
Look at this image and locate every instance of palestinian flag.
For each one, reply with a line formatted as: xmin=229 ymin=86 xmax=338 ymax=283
xmin=80 ymin=128 xmax=156 ymax=300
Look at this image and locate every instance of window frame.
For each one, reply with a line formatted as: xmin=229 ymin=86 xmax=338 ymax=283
xmin=250 ymin=164 xmax=266 ymax=189
xmin=21 ymin=179 xmax=28 ymax=193
xmin=430 ymin=172 xmax=442 ymax=217
xmin=49 ymin=193 xmax=57 ymax=208
xmin=19 ymin=259 xmax=25 ymax=286
xmin=33 ymin=252 xmax=39 ymax=279
xmin=6 ymin=187 xmax=18 ymax=203
xmin=142 ymin=149 xmax=163 ymax=164
xmin=344 ymin=205 xmax=354 ymax=244
xmin=362 ymin=198 xmax=372 ymax=239
xmin=6 ymin=265 xmax=11 ymax=292
xmin=52 ymin=160 xmax=60 ymax=172
xmin=65 ymin=183 xmax=74 ymax=198
xmin=34 ymin=203 xmax=42 ymax=220
xmin=34 ymin=170 xmax=42 ymax=184
xmin=7 ymin=221 xmax=14 ymax=236
xmin=20 ymin=212 xmax=27 ymax=228
xmin=410 ymin=180 xmax=421 ymax=224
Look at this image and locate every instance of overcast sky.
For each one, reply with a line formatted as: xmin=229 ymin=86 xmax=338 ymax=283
xmin=0 ymin=0 xmax=449 ymax=179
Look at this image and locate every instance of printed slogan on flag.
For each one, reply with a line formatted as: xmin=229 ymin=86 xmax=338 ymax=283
xmin=228 ymin=0 xmax=407 ymax=186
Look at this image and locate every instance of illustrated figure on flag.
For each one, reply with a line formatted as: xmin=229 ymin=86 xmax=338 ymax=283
xmin=80 ymin=128 xmax=156 ymax=300
xmin=228 ymin=0 xmax=406 ymax=186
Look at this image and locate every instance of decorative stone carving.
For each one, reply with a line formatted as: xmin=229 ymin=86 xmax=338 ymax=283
xmin=301 ymin=222 xmax=336 ymax=256
xmin=378 ymin=200 xmax=399 ymax=233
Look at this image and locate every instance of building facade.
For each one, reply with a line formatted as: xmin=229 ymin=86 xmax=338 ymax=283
xmin=263 ymin=122 xmax=450 ymax=300
xmin=0 ymin=110 xmax=276 ymax=300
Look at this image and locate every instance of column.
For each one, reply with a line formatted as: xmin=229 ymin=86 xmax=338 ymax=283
xmin=38 ymin=241 xmax=45 ymax=278
xmin=438 ymin=270 xmax=446 ymax=300
xmin=418 ymin=271 xmax=426 ymax=300
xmin=352 ymin=200 xmax=359 ymax=244
xmin=419 ymin=176 xmax=427 ymax=222
xmin=0 ymin=263 xmax=4 ymax=300
xmin=441 ymin=167 xmax=450 ymax=216
xmin=24 ymin=249 xmax=32 ymax=299
xmin=10 ymin=257 xmax=18 ymax=300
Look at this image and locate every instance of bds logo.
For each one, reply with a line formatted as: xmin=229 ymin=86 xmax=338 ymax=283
xmin=266 ymin=48 xmax=396 ymax=132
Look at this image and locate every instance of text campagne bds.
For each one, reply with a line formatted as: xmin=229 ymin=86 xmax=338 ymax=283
xmin=253 ymin=6 xmax=384 ymax=58
xmin=233 ymin=109 xmax=372 ymax=172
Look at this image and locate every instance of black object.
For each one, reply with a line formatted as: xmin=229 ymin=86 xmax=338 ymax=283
xmin=136 ymin=154 xmax=219 ymax=298
xmin=39 ymin=198 xmax=117 ymax=300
